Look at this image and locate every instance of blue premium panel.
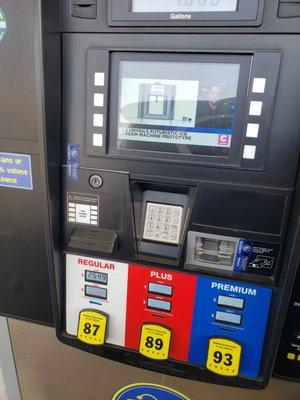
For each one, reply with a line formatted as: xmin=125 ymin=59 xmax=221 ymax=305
xmin=189 ymin=277 xmax=272 ymax=378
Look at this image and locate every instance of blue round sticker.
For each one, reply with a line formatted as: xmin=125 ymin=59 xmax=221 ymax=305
xmin=112 ymin=383 xmax=190 ymax=400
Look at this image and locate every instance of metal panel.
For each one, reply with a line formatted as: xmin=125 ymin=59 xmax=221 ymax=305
xmin=0 ymin=0 xmax=60 ymax=324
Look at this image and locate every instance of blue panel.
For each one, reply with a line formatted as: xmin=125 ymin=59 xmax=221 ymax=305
xmin=0 ymin=152 xmax=33 ymax=190
xmin=188 ymin=277 xmax=272 ymax=378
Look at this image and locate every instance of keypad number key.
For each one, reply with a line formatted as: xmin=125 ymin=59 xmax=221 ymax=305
xmin=206 ymin=337 xmax=242 ymax=377
xmin=77 ymin=309 xmax=108 ymax=345
xmin=139 ymin=323 xmax=172 ymax=361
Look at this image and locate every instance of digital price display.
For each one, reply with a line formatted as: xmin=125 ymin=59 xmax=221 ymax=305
xmin=217 ymin=295 xmax=244 ymax=310
xmin=215 ymin=311 xmax=242 ymax=326
xmin=147 ymin=298 xmax=172 ymax=312
xmin=85 ymin=285 xmax=107 ymax=300
xmin=148 ymin=282 xmax=173 ymax=297
xmin=132 ymin=0 xmax=238 ymax=13
xmin=85 ymin=270 xmax=108 ymax=285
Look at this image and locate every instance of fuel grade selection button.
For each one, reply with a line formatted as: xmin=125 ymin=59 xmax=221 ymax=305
xmin=206 ymin=337 xmax=242 ymax=377
xmin=139 ymin=323 xmax=172 ymax=360
xmin=77 ymin=309 xmax=108 ymax=345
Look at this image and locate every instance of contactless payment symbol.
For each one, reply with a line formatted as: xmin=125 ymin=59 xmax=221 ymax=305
xmin=139 ymin=323 xmax=171 ymax=360
xmin=0 ymin=8 xmax=7 ymax=42
xmin=77 ymin=309 xmax=108 ymax=345
xmin=206 ymin=337 xmax=242 ymax=377
xmin=111 ymin=383 xmax=191 ymax=400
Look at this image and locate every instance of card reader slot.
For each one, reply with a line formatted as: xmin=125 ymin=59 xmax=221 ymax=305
xmin=195 ymin=237 xmax=235 ymax=266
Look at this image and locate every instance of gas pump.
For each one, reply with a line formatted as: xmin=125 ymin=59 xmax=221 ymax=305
xmin=46 ymin=0 xmax=300 ymax=389
xmin=1 ymin=0 xmax=300 ymax=392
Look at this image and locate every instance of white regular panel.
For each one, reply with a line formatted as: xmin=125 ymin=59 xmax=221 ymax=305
xmin=66 ymin=254 xmax=129 ymax=346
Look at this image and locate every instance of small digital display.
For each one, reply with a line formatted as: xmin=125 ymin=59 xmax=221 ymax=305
xmin=85 ymin=285 xmax=107 ymax=300
xmin=85 ymin=270 xmax=108 ymax=285
xmin=147 ymin=298 xmax=172 ymax=312
xmin=215 ymin=311 xmax=241 ymax=326
xmin=148 ymin=282 xmax=173 ymax=297
xmin=117 ymin=60 xmax=240 ymax=157
xmin=132 ymin=0 xmax=238 ymax=13
xmin=217 ymin=295 xmax=244 ymax=310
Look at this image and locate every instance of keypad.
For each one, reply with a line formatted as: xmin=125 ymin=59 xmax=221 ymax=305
xmin=143 ymin=202 xmax=183 ymax=244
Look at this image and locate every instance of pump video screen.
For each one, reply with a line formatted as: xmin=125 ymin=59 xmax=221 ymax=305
xmin=116 ymin=58 xmax=241 ymax=157
xmin=132 ymin=0 xmax=238 ymax=13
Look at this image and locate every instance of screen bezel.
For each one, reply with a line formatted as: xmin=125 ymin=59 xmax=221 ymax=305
xmin=108 ymin=52 xmax=251 ymax=168
xmin=109 ymin=0 xmax=262 ymax=26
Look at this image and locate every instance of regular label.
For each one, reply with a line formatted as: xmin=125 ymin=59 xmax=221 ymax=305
xmin=77 ymin=309 xmax=108 ymax=345
xmin=0 ymin=152 xmax=33 ymax=190
xmin=206 ymin=337 xmax=242 ymax=377
xmin=139 ymin=323 xmax=171 ymax=360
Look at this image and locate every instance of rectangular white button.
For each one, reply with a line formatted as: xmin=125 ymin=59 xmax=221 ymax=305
xmin=68 ymin=218 xmax=76 ymax=222
xmin=68 ymin=212 xmax=76 ymax=218
xmin=249 ymin=101 xmax=263 ymax=116
xmin=246 ymin=123 xmax=260 ymax=138
xmin=91 ymin=211 xmax=98 ymax=216
xmin=243 ymin=145 xmax=257 ymax=160
xmin=93 ymin=114 xmax=103 ymax=127
xmin=91 ymin=221 xmax=98 ymax=225
xmin=93 ymin=133 xmax=103 ymax=147
xmin=68 ymin=203 xmax=76 ymax=208
xmin=91 ymin=206 xmax=98 ymax=211
xmin=94 ymin=93 xmax=104 ymax=107
xmin=94 ymin=72 xmax=105 ymax=86
xmin=252 ymin=78 xmax=266 ymax=94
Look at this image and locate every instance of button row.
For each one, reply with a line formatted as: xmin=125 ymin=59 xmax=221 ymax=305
xmin=93 ymin=72 xmax=105 ymax=148
xmin=242 ymin=77 xmax=266 ymax=160
xmin=287 ymin=353 xmax=300 ymax=361
xmin=146 ymin=216 xmax=180 ymax=224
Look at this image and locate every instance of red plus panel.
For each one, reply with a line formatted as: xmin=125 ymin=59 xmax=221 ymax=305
xmin=125 ymin=264 xmax=197 ymax=362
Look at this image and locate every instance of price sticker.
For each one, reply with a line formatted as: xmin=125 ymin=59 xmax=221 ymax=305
xmin=77 ymin=309 xmax=108 ymax=345
xmin=206 ymin=337 xmax=242 ymax=377
xmin=139 ymin=323 xmax=172 ymax=360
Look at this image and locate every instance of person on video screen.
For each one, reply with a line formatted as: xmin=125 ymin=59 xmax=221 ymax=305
xmin=195 ymin=84 xmax=234 ymax=129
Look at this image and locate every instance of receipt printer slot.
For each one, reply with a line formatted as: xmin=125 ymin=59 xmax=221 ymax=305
xmin=68 ymin=228 xmax=117 ymax=253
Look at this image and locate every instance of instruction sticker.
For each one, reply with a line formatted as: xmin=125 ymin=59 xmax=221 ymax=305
xmin=0 ymin=152 xmax=33 ymax=190
xmin=234 ymin=240 xmax=279 ymax=277
xmin=0 ymin=8 xmax=7 ymax=42
xmin=67 ymin=144 xmax=80 ymax=181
